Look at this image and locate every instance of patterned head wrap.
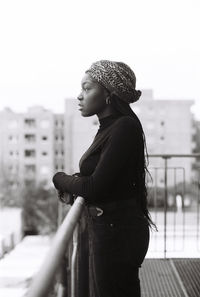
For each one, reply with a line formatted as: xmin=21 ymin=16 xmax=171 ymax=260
xmin=86 ymin=60 xmax=141 ymax=104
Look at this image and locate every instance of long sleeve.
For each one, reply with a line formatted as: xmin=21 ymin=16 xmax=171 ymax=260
xmin=52 ymin=117 xmax=143 ymax=202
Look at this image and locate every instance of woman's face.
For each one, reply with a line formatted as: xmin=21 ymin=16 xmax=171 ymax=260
xmin=78 ymin=73 xmax=110 ymax=118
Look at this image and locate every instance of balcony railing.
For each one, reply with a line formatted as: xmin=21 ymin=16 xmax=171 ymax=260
xmin=148 ymin=153 xmax=200 ymax=258
xmin=26 ymin=196 xmax=85 ymax=297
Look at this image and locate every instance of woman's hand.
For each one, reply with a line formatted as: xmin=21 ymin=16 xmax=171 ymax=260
xmin=57 ymin=191 xmax=74 ymax=204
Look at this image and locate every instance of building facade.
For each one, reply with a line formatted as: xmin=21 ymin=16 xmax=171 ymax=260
xmin=0 ymin=107 xmax=65 ymax=192
xmin=132 ymin=90 xmax=195 ymax=185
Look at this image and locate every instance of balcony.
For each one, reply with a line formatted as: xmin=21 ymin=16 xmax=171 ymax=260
xmin=1 ymin=154 xmax=200 ymax=297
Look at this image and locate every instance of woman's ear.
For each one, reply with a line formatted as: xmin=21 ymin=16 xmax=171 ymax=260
xmin=105 ymin=96 xmax=111 ymax=105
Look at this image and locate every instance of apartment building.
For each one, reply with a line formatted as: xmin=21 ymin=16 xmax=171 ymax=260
xmin=132 ymin=90 xmax=194 ymax=185
xmin=54 ymin=114 xmax=65 ymax=172
xmin=0 ymin=106 xmax=65 ymax=190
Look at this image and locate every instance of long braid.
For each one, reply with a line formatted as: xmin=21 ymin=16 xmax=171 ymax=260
xmin=111 ymin=95 xmax=157 ymax=229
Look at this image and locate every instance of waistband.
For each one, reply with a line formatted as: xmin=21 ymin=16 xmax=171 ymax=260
xmin=87 ymin=199 xmax=139 ymax=217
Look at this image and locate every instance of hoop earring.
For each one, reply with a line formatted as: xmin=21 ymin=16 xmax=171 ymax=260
xmin=106 ymin=97 xmax=111 ymax=105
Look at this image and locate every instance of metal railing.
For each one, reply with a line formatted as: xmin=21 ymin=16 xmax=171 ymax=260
xmin=26 ymin=196 xmax=85 ymax=297
xmin=148 ymin=153 xmax=200 ymax=258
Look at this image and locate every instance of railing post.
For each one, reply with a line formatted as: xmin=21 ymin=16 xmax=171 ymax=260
xmin=163 ymin=157 xmax=168 ymax=259
xmin=197 ymin=170 xmax=200 ymax=251
xmin=71 ymin=224 xmax=79 ymax=297
xmin=57 ymin=255 xmax=68 ymax=297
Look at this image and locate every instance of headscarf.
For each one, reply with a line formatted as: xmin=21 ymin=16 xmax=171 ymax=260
xmin=85 ymin=60 xmax=141 ymax=104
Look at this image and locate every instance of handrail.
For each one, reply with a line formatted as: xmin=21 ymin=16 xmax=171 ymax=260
xmin=148 ymin=153 xmax=200 ymax=158
xmin=26 ymin=196 xmax=85 ymax=297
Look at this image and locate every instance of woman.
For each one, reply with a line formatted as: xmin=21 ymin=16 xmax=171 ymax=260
xmin=53 ymin=60 xmax=155 ymax=297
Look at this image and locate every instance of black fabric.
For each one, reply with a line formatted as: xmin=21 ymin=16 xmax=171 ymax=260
xmin=86 ymin=202 xmax=149 ymax=297
xmin=53 ymin=115 xmax=144 ymax=205
xmin=53 ymin=114 xmax=150 ymax=297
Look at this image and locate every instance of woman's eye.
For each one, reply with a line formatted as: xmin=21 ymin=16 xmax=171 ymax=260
xmin=81 ymin=85 xmax=91 ymax=92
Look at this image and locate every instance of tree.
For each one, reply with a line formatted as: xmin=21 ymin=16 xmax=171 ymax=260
xmin=22 ymin=184 xmax=59 ymax=235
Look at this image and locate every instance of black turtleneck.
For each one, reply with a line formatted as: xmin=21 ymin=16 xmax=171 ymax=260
xmin=98 ymin=114 xmax=121 ymax=132
xmin=53 ymin=114 xmax=144 ymax=205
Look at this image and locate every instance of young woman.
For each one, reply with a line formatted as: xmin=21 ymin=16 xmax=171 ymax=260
xmin=53 ymin=60 xmax=155 ymax=297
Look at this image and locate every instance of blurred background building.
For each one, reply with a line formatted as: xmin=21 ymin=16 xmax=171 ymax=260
xmin=0 ymin=106 xmax=65 ymax=194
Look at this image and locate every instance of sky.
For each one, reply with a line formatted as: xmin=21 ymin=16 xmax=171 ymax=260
xmin=0 ymin=0 xmax=200 ymax=118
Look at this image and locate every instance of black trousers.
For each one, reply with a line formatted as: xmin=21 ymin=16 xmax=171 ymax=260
xmin=86 ymin=201 xmax=150 ymax=297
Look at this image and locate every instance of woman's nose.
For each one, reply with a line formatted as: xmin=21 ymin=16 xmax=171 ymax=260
xmin=77 ymin=92 xmax=83 ymax=101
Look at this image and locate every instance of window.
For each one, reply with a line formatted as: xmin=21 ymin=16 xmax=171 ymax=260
xmin=24 ymin=118 xmax=36 ymax=127
xmin=160 ymin=121 xmax=165 ymax=126
xmin=24 ymin=134 xmax=36 ymax=142
xmin=24 ymin=149 xmax=36 ymax=157
xmin=25 ymin=164 xmax=36 ymax=173
xmin=42 ymin=151 xmax=48 ymax=156
xmin=25 ymin=180 xmax=35 ymax=187
xmin=9 ymin=135 xmax=18 ymax=143
xmin=42 ymin=136 xmax=48 ymax=141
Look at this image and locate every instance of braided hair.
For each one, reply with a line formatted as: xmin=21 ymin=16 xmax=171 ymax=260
xmin=110 ymin=94 xmax=157 ymax=230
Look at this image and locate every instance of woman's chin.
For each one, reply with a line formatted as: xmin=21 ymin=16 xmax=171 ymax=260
xmin=80 ymin=110 xmax=91 ymax=117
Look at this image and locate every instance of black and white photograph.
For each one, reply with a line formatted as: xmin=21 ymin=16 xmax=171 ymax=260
xmin=0 ymin=0 xmax=200 ymax=296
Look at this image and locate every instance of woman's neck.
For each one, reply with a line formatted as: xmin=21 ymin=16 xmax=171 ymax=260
xmin=98 ymin=113 xmax=121 ymax=131
xmin=96 ymin=105 xmax=117 ymax=120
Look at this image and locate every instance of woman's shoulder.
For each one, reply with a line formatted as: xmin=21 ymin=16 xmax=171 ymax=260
xmin=106 ymin=116 xmax=143 ymax=143
xmin=113 ymin=115 xmax=141 ymax=132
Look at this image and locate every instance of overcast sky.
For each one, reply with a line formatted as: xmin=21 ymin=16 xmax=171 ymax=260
xmin=0 ymin=0 xmax=199 ymax=118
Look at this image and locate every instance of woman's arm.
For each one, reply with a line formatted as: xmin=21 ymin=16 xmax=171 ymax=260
xmin=53 ymin=117 xmax=142 ymax=200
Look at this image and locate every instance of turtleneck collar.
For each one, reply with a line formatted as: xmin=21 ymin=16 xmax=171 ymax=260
xmin=98 ymin=114 xmax=121 ymax=133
